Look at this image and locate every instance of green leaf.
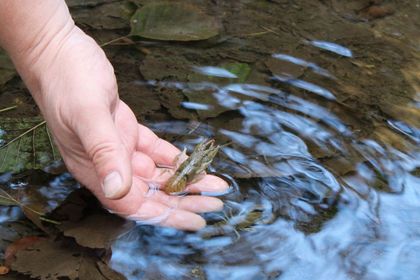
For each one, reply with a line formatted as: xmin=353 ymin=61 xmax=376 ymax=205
xmin=0 ymin=117 xmax=60 ymax=174
xmin=130 ymin=2 xmax=220 ymax=41
xmin=0 ymin=194 xmax=18 ymax=206
xmin=221 ymin=62 xmax=252 ymax=83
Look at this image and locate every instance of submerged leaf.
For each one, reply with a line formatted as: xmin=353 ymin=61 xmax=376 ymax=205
xmin=4 ymin=236 xmax=44 ymax=267
xmin=0 ymin=117 xmax=60 ymax=174
xmin=11 ymin=239 xmax=124 ymax=280
xmin=0 ymin=184 xmax=64 ymax=232
xmin=59 ymin=213 xmax=135 ymax=249
xmin=72 ymin=1 xmax=137 ymax=30
xmin=0 ymin=195 xmax=18 ymax=207
xmin=0 ymin=219 xmax=42 ymax=260
xmin=130 ymin=2 xmax=220 ymax=41
xmin=221 ymin=62 xmax=252 ymax=83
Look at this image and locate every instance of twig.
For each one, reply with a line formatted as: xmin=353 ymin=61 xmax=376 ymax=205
xmin=15 ymin=138 xmax=22 ymax=168
xmin=239 ymin=30 xmax=271 ymax=37
xmin=0 ymin=145 xmax=10 ymax=170
xmin=0 ymin=106 xmax=17 ymax=113
xmin=259 ymin=25 xmax=282 ymax=37
xmin=0 ymin=188 xmax=60 ymax=225
xmin=32 ymin=128 xmax=36 ymax=166
xmin=45 ymin=125 xmax=56 ymax=160
xmin=100 ymin=35 xmax=132 ymax=47
xmin=0 ymin=120 xmax=46 ymax=150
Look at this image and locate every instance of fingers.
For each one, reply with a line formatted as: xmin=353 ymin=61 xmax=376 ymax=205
xmin=131 ymin=151 xmax=157 ymax=179
xmin=137 ymin=124 xmax=181 ymax=165
xmin=97 ymin=177 xmax=224 ymax=231
xmin=145 ymin=190 xmax=224 ymax=213
xmin=131 ymin=151 xmax=230 ymax=194
xmin=128 ymin=200 xmax=206 ymax=231
xmin=75 ymin=104 xmax=132 ymax=200
xmin=185 ymin=175 xmax=230 ymax=193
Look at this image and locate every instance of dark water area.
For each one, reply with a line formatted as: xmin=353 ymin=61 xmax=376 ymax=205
xmin=1 ymin=0 xmax=420 ymax=279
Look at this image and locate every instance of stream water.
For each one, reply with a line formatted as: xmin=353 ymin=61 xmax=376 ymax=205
xmin=1 ymin=1 xmax=419 ymax=279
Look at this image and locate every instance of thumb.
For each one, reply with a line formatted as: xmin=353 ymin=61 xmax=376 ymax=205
xmin=75 ymin=105 xmax=132 ymax=199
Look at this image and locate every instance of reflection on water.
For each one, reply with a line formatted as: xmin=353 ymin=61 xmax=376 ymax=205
xmin=2 ymin=1 xmax=420 ymax=279
xmin=110 ymin=32 xmax=419 ymax=280
xmin=308 ymin=40 xmax=353 ymax=58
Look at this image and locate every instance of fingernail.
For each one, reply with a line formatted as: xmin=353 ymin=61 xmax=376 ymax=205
xmin=102 ymin=171 xmax=122 ymax=199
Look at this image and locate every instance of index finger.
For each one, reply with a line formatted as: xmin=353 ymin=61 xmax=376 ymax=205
xmin=137 ymin=124 xmax=181 ymax=165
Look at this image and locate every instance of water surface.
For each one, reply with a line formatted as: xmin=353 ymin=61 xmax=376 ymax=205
xmin=1 ymin=0 xmax=419 ymax=279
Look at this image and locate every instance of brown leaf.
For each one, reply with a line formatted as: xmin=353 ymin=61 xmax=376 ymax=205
xmin=59 ymin=213 xmax=135 ymax=249
xmin=0 ymin=266 xmax=10 ymax=275
xmin=11 ymin=239 xmax=125 ymax=280
xmin=4 ymin=236 xmax=44 ymax=267
xmin=96 ymin=260 xmax=127 ymax=280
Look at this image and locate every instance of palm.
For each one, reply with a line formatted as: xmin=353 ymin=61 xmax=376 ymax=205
xmin=31 ymin=29 xmax=226 ymax=231
xmin=56 ymin=100 xmax=225 ymax=230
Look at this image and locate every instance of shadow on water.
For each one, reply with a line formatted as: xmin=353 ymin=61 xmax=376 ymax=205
xmin=1 ymin=0 xmax=420 ymax=279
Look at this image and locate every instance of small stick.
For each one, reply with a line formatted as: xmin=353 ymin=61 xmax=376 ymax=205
xmin=45 ymin=125 xmax=56 ymax=160
xmin=259 ymin=25 xmax=282 ymax=36
xmin=0 ymin=105 xmax=17 ymax=113
xmin=100 ymin=35 xmax=132 ymax=47
xmin=0 ymin=120 xmax=46 ymax=150
xmin=239 ymin=30 xmax=271 ymax=37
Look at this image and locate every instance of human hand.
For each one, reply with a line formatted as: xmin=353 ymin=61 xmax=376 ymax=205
xmin=18 ymin=26 xmax=228 ymax=231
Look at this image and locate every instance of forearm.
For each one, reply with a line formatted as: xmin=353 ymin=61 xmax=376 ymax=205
xmin=0 ymin=0 xmax=75 ymax=94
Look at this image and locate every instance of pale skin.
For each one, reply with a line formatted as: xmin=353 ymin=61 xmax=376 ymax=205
xmin=0 ymin=0 xmax=228 ymax=231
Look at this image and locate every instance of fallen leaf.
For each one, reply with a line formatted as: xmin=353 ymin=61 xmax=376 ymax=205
xmin=4 ymin=236 xmax=44 ymax=266
xmin=0 ymin=117 xmax=60 ymax=174
xmin=59 ymin=213 xmax=135 ymax=249
xmin=0 ymin=266 xmax=9 ymax=275
xmin=130 ymin=2 xmax=220 ymax=41
xmin=0 ymin=194 xmax=18 ymax=207
xmin=220 ymin=62 xmax=252 ymax=83
xmin=0 ymin=175 xmax=77 ymax=232
xmin=11 ymin=239 xmax=125 ymax=280
xmin=48 ymin=188 xmax=92 ymax=223
xmin=96 ymin=260 xmax=126 ymax=280
xmin=0 ymin=219 xmax=42 ymax=259
xmin=72 ymin=1 xmax=137 ymax=30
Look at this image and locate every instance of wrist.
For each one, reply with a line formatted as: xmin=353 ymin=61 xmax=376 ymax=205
xmin=0 ymin=1 xmax=76 ymax=102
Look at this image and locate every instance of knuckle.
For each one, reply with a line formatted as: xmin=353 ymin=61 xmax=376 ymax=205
xmin=87 ymin=141 xmax=119 ymax=166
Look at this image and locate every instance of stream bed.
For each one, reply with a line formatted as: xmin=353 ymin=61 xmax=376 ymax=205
xmin=0 ymin=1 xmax=419 ymax=279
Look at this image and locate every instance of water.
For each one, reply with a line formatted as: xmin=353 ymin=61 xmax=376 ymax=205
xmin=1 ymin=1 xmax=420 ymax=279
